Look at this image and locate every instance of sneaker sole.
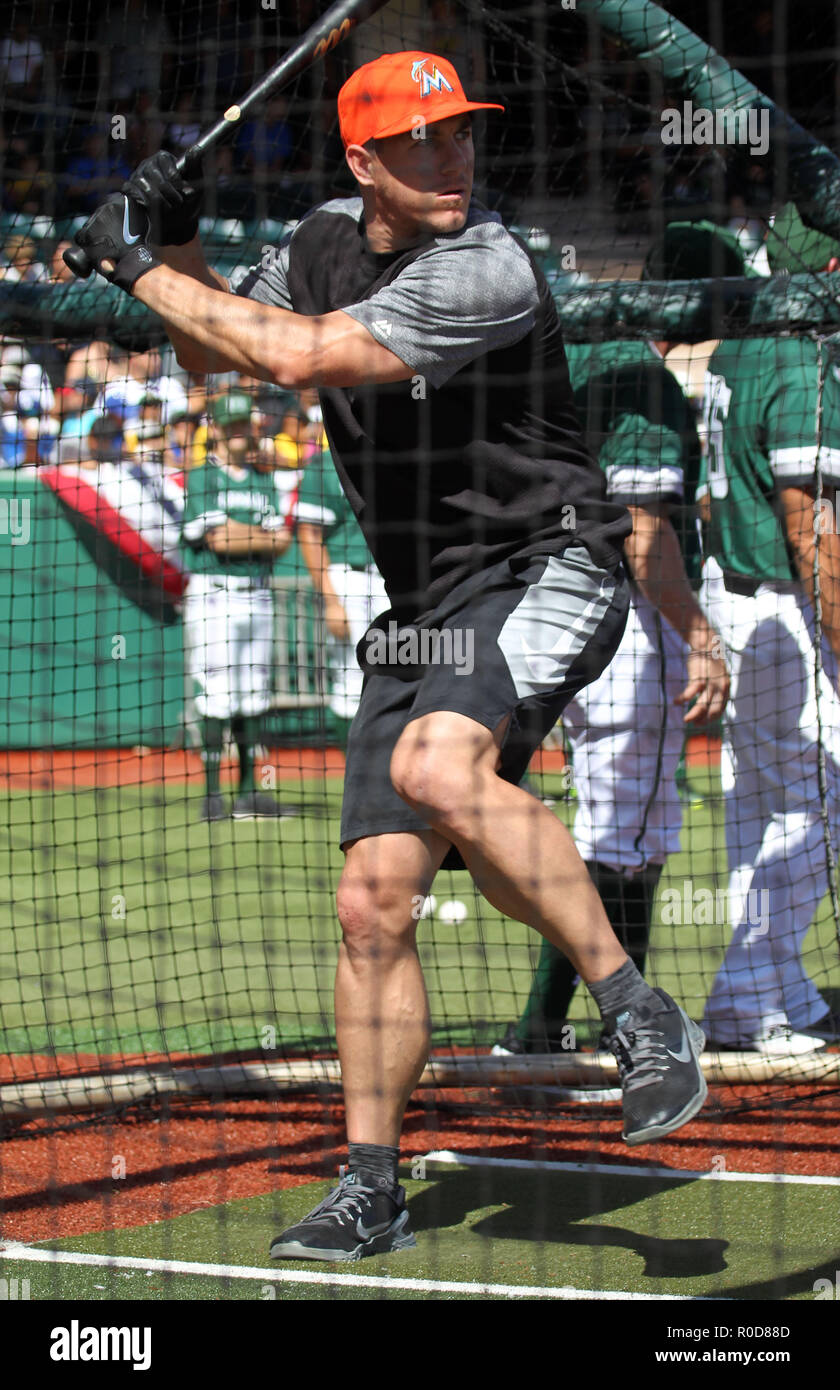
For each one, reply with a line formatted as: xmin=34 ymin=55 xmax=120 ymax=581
xmin=269 ymin=1229 xmax=417 ymax=1263
xmin=623 ymin=1017 xmax=708 ymax=1146
xmin=231 ymin=811 xmax=298 ymax=821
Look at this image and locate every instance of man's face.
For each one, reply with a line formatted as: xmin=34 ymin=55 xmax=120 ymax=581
xmin=363 ymin=114 xmax=474 ymax=244
xmin=217 ymin=418 xmax=258 ymax=465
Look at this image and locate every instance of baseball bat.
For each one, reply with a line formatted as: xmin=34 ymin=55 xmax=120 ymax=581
xmin=63 ymin=0 xmax=392 ymax=278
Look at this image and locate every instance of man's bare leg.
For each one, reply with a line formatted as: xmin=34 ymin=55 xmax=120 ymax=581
xmin=390 ymin=711 xmax=627 ymax=985
xmin=390 ymin=710 xmax=707 ymax=1150
xmin=335 ymin=828 xmax=450 ymax=1147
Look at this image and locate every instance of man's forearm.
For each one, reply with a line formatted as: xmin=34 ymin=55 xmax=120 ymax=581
xmin=790 ymin=532 xmax=840 ymax=666
xmin=133 ymin=260 xmax=311 ymax=383
xmin=781 ymin=486 xmax=840 ymax=668
xmin=206 ymin=526 xmax=290 ymax=558
xmin=298 ymin=525 xmax=338 ymax=600
xmin=150 ymin=239 xmax=232 ymax=372
xmin=625 ymin=504 xmax=718 ymax=649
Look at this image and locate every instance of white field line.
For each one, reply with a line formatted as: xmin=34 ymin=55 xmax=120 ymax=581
xmin=0 ymin=1243 xmax=715 ymax=1300
xmin=421 ymin=1150 xmax=840 ymax=1186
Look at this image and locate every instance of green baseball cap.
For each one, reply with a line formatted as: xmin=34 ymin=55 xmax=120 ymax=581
xmin=642 ymin=220 xmax=752 ymax=280
xmin=209 ymin=392 xmax=254 ymax=428
xmin=765 ymin=202 xmax=840 ymax=273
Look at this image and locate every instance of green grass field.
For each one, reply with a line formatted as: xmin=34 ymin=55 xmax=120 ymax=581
xmin=1 ymin=769 xmax=839 ymax=1060
xmin=3 ymin=1159 xmax=839 ymax=1301
xmin=2 ymin=767 xmax=840 ymax=1303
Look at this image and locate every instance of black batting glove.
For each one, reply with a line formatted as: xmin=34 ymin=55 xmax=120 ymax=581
xmin=123 ymin=151 xmax=202 ymax=246
xmin=73 ymin=194 xmax=161 ymax=294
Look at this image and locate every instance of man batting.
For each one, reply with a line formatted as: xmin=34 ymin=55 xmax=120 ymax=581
xmin=72 ymin=51 xmax=709 ymax=1261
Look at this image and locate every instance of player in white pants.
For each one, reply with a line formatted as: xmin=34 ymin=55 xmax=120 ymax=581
xmin=180 ymin=391 xmax=297 ymax=821
xmin=496 ymin=327 xmax=729 ymax=1055
xmin=564 ymin=588 xmax=688 ymax=874
xmin=294 ymin=446 xmax=388 ymax=742
xmin=699 ymin=559 xmax=840 ymax=1048
xmin=695 ymin=206 xmax=840 ymax=1052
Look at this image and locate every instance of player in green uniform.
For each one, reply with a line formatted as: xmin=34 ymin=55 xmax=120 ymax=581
xmin=181 ymin=391 xmax=297 ymax=821
xmin=294 ymin=446 xmax=388 ymax=746
xmin=695 ymin=207 xmax=840 ymax=1050
xmin=496 ymin=327 xmax=728 ymax=1055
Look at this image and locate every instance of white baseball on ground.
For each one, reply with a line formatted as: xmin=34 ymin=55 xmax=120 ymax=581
xmin=437 ymin=899 xmax=468 ymax=924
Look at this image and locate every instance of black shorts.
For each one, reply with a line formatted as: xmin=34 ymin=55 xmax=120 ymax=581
xmin=340 ymin=543 xmax=630 ymax=862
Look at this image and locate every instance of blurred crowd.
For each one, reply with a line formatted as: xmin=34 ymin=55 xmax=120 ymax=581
xmin=0 ymin=1 xmax=809 ymax=235
xmin=0 ymin=323 xmax=325 ymax=489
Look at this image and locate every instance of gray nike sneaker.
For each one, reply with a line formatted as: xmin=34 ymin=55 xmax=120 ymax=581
xmin=269 ymin=1168 xmax=416 ymax=1262
xmin=604 ymin=988 xmax=707 ymax=1146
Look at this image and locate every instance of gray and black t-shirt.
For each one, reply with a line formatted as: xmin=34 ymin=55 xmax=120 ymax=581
xmin=236 ymin=197 xmax=629 ymax=619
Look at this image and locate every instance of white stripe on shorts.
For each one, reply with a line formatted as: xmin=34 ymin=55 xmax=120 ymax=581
xmin=497 ymin=544 xmax=618 ymax=699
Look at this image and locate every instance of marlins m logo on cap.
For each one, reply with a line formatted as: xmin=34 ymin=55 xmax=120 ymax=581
xmin=410 ymin=58 xmax=453 ymax=99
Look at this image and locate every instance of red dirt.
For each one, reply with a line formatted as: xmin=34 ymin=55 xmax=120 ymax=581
xmin=0 ymin=747 xmax=348 ymax=789
xmin=0 ymin=1084 xmax=836 ymax=1245
xmin=0 ymin=735 xmax=719 ymax=791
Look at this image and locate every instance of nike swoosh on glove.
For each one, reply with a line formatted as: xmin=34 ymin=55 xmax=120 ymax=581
xmin=123 ymin=151 xmax=201 ymax=246
xmin=73 ymin=194 xmax=161 ymax=294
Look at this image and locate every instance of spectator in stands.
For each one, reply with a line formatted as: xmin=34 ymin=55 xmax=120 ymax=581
xmin=126 ymin=91 xmax=166 ymax=168
xmin=166 ymin=400 xmax=203 ymax=473
xmin=0 ymin=338 xmax=54 ymax=418
xmin=0 ymin=365 xmax=26 ymax=467
xmin=95 ymin=346 xmax=187 ymax=425
xmin=262 ymin=392 xmax=320 ymax=470
xmin=4 ymin=151 xmax=53 ymax=216
xmin=49 ymin=340 xmax=112 ymax=463
xmin=0 ymin=235 xmax=50 ymax=284
xmin=166 ymin=92 xmax=201 ymax=158
xmin=63 ymin=129 xmax=132 ymax=215
xmin=78 ymin=414 xmax=125 ymax=470
xmin=105 ymin=0 xmax=173 ymax=105
xmin=235 ymin=95 xmax=295 ymax=174
xmin=0 ymin=360 xmax=56 ymax=467
xmin=50 ymin=241 xmax=76 ymax=283
xmin=124 ymin=389 xmax=182 ymax=471
xmin=0 ymin=17 xmax=44 ymax=101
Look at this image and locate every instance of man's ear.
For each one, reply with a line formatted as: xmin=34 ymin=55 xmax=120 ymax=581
xmin=345 ymin=142 xmax=376 ymax=188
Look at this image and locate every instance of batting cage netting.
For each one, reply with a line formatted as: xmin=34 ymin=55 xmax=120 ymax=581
xmin=0 ymin=0 xmax=839 ymax=1312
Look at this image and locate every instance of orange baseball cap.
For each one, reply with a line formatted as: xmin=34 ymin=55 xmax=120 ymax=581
xmin=338 ymin=51 xmax=504 ymax=148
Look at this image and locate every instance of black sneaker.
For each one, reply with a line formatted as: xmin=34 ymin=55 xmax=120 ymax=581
xmin=269 ymin=1168 xmax=416 ymax=1262
xmin=200 ymin=794 xmax=227 ymax=822
xmin=604 ymin=988 xmax=707 ymax=1146
xmin=231 ymin=791 xmax=298 ymax=819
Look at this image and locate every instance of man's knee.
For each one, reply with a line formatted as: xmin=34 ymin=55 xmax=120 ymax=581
xmin=390 ymin=715 xmax=494 ymax=822
xmin=336 ymin=864 xmax=418 ymax=958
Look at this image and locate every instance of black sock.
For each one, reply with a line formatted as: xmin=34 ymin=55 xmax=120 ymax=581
xmin=201 ymin=718 xmax=225 ymax=797
xmin=588 ymin=957 xmax=659 ymax=1024
xmin=231 ymin=713 xmax=260 ymax=794
xmin=516 ymin=940 xmax=577 ymax=1047
xmin=347 ymin=1142 xmax=400 ymax=1190
xmin=516 ymin=862 xmax=661 ymax=1046
xmin=588 ymin=861 xmax=661 ymax=977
